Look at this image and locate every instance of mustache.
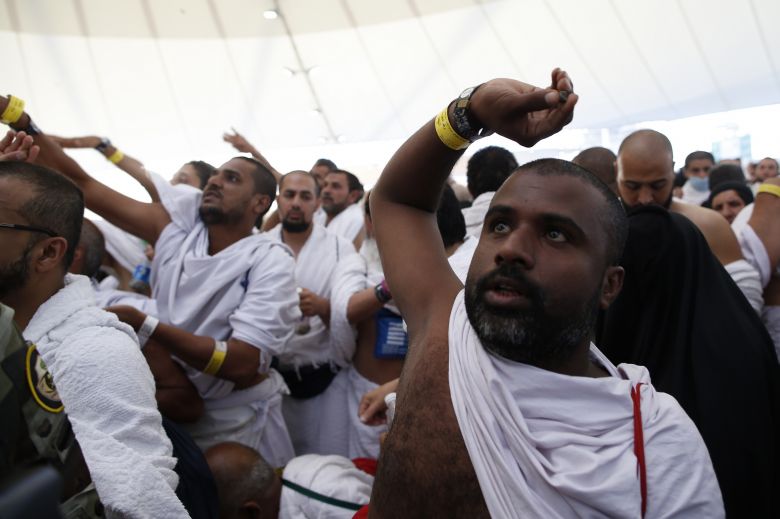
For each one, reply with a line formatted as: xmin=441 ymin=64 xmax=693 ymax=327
xmin=475 ymin=263 xmax=545 ymax=307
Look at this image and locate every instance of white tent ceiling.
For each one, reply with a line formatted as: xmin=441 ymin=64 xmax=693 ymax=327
xmin=2 ymin=0 xmax=779 ymax=188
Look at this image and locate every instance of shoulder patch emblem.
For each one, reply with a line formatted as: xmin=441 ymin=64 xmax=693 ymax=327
xmin=25 ymin=343 xmax=63 ymax=413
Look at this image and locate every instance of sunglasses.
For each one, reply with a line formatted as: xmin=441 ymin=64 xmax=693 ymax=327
xmin=0 ymin=223 xmax=59 ymax=237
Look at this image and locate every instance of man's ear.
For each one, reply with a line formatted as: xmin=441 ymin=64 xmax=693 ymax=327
xmin=347 ymin=190 xmax=362 ymax=205
xmin=599 ymin=265 xmax=624 ymax=309
xmin=253 ymin=194 xmax=273 ymax=216
xmin=33 ymin=237 xmax=69 ymax=274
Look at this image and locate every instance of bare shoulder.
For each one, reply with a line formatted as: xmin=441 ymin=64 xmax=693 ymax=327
xmin=671 ymin=201 xmax=743 ymax=264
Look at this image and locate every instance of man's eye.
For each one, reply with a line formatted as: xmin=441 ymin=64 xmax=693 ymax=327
xmin=492 ymin=221 xmax=510 ymax=234
xmin=546 ymin=229 xmax=567 ymax=242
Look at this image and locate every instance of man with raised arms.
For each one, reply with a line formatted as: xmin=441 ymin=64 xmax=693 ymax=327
xmin=1 ymin=96 xmax=301 ymax=467
xmin=368 ymin=71 xmax=722 ymax=517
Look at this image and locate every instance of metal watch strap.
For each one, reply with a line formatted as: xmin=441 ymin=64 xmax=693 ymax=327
xmin=451 ymin=84 xmax=494 ymax=142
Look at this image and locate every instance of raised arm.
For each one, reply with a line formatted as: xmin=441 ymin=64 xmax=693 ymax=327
xmin=0 ymin=95 xmax=170 ymax=245
xmin=223 ymin=127 xmax=281 ymax=182
xmin=50 ymin=134 xmax=160 ymax=202
xmin=370 ymin=71 xmax=577 ymax=335
xmin=748 ymin=178 xmax=780 ymax=271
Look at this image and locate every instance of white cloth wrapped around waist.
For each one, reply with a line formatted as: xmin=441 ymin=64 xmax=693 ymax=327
xmin=447 ymin=289 xmax=723 ymax=518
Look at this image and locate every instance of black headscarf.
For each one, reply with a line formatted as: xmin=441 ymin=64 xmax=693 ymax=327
xmin=702 ymin=181 xmax=754 ymax=209
xmin=596 ymin=205 xmax=780 ymax=517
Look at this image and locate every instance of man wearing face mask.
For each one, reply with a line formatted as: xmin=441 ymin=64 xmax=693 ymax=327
xmin=680 ymin=151 xmax=715 ymax=205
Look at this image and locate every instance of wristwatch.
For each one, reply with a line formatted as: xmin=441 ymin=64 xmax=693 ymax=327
xmin=451 ymin=85 xmax=494 ymax=143
xmin=95 ymin=137 xmax=111 ymax=152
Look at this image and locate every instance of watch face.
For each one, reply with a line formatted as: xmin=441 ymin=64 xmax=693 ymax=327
xmin=460 ymin=86 xmax=476 ymax=99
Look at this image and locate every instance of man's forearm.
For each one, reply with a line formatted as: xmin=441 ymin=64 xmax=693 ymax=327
xmin=98 ymin=143 xmax=160 ymax=202
xmin=372 ymin=113 xmax=463 ymax=213
xmin=148 ymin=320 xmax=264 ymax=387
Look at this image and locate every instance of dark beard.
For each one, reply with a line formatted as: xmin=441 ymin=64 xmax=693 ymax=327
xmin=199 ymin=206 xmax=243 ymax=226
xmin=322 ymin=200 xmax=347 ymax=216
xmin=281 ymin=219 xmax=310 ymax=233
xmin=0 ymin=241 xmax=35 ymax=299
xmin=464 ymin=263 xmax=600 ymax=366
xmin=621 ymin=190 xmax=673 ymax=212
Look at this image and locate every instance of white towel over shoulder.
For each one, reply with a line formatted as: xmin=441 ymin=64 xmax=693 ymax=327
xmin=447 ymin=290 xmax=723 ymax=519
xmin=24 ymin=274 xmax=188 ymax=518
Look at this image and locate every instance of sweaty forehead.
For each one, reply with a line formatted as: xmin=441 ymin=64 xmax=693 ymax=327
xmin=492 ymin=171 xmax=604 ymax=231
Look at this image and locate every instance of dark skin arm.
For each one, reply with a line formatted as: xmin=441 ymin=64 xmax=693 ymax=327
xmin=49 ymin=134 xmax=161 ymax=202
xmin=143 ymin=340 xmax=204 ymax=423
xmin=369 ymin=71 xmax=577 ymax=518
xmin=0 ymin=96 xmax=170 ymax=245
xmin=107 ymin=306 xmax=266 ymax=389
xmin=749 ymin=177 xmax=780 ymax=272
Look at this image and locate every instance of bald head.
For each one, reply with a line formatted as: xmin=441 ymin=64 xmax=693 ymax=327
xmin=205 ymin=442 xmax=280 ymax=519
xmin=572 ymin=147 xmax=617 ymax=193
xmin=616 ymin=129 xmax=675 ymax=208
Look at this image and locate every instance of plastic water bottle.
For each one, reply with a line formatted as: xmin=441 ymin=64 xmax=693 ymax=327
xmin=130 ymin=261 xmax=151 ymax=295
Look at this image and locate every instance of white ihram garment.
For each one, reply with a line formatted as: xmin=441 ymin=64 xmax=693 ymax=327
xmin=150 ymin=175 xmax=300 ymax=466
xmin=461 ymin=191 xmax=494 ymax=238
xmin=24 ymin=274 xmax=187 ymax=518
xmin=92 ymin=219 xmax=147 ymax=274
xmin=314 ymin=202 xmax=365 ymax=242
xmin=447 ymin=290 xmax=724 ymax=518
xmin=267 ymin=224 xmax=357 ymax=455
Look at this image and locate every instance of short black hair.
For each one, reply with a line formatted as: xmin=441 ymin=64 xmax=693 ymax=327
xmin=279 ymin=170 xmax=320 ymax=196
xmin=78 ymin=219 xmax=106 ymax=278
xmin=0 ymin=161 xmax=84 ymax=269
xmin=703 ymin=181 xmax=754 ymax=209
xmin=185 ymin=160 xmax=216 ymax=189
xmin=466 ymin=146 xmax=519 ymax=198
xmin=684 ymin=151 xmax=715 ymax=168
xmin=516 ymin=158 xmax=628 ymax=266
xmin=572 ymin=147 xmax=616 ymax=188
xmin=313 ymin=158 xmax=338 ymax=171
xmin=436 ymin=185 xmax=466 ymax=248
xmin=329 ymin=169 xmax=365 ymax=201
xmin=232 ymin=156 xmax=277 ymax=199
xmin=709 ymin=164 xmax=745 ymax=190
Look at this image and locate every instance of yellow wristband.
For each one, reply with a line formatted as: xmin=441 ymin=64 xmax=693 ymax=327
xmin=203 ymin=340 xmax=227 ymax=375
xmin=434 ymin=106 xmax=470 ymax=151
xmin=757 ymin=183 xmax=780 ymax=199
xmin=107 ymin=149 xmax=124 ymax=164
xmin=1 ymin=95 xmax=25 ymax=125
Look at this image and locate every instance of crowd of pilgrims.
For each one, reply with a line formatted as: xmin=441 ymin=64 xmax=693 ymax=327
xmin=0 ymin=71 xmax=779 ymax=518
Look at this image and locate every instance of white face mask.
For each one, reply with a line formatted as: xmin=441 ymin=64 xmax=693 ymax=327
xmin=688 ymin=176 xmax=709 ymax=192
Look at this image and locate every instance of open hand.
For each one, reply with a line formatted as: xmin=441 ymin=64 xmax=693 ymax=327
xmin=0 ymin=130 xmax=39 ymax=162
xmin=222 ymin=127 xmax=257 ymax=154
xmin=105 ymin=305 xmax=145 ymax=331
xmin=469 ymin=68 xmax=578 ymax=147
xmin=358 ymin=378 xmax=399 ymax=425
